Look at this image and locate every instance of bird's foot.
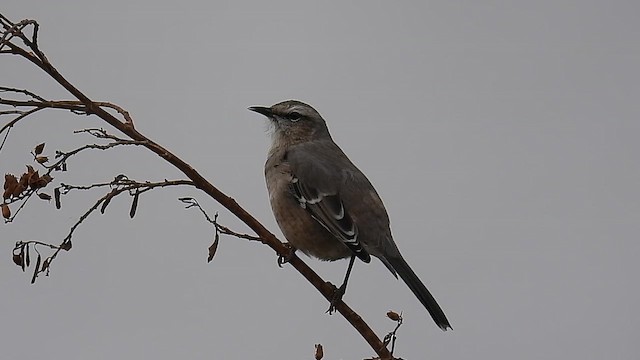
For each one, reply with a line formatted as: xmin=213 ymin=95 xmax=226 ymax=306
xmin=325 ymin=283 xmax=346 ymax=315
xmin=277 ymin=242 xmax=296 ymax=268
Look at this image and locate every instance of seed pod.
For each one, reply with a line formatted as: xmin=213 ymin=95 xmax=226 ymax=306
xmin=12 ymin=252 xmax=23 ymax=267
xmin=386 ymin=310 xmax=401 ymax=322
xmin=1 ymin=203 xmax=10 ymax=219
xmin=314 ymin=344 xmax=323 ymax=360
xmin=36 ymin=156 xmax=49 ymax=164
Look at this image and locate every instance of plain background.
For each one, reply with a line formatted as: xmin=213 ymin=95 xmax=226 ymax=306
xmin=2 ymin=2 xmax=639 ymax=359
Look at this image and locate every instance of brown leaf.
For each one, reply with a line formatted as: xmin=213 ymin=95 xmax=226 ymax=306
xmin=34 ymin=143 xmax=45 ymax=155
xmin=12 ymin=183 xmax=25 ymax=197
xmin=33 ymin=177 xmax=50 ymax=189
xmin=4 ymin=174 xmax=18 ymax=190
xmin=1 ymin=203 xmax=10 ymax=219
xmin=38 ymin=192 xmax=52 ymax=201
xmin=18 ymin=172 xmax=30 ymax=189
xmin=28 ymin=170 xmax=40 ymax=189
xmin=5 ymin=174 xmax=20 ymax=198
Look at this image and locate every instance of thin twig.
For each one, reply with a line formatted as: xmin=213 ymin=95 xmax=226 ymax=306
xmin=179 ymin=197 xmax=262 ymax=242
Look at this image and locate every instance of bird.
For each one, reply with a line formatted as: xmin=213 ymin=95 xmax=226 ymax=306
xmin=249 ymin=100 xmax=451 ymax=331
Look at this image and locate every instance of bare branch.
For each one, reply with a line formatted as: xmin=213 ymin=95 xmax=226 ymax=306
xmin=19 ymin=177 xmax=196 ymax=283
xmin=0 ymin=14 xmax=393 ymax=359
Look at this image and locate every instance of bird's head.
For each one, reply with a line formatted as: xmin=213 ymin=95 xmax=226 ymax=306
xmin=249 ymin=100 xmax=331 ymax=146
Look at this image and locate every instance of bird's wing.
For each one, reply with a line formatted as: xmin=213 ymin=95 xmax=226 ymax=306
xmin=286 ymin=143 xmax=371 ymax=262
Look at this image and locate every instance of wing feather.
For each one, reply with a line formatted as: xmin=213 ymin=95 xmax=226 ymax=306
xmin=290 ymin=176 xmax=370 ymax=262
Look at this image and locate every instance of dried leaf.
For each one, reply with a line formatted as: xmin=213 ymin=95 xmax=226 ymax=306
xmin=31 ymin=254 xmax=41 ymax=284
xmin=38 ymin=192 xmax=52 ymax=201
xmin=54 ymin=187 xmax=61 ymax=209
xmin=4 ymin=174 xmax=18 ymax=190
xmin=12 ymin=183 xmax=25 ymax=197
xmin=34 ymin=143 xmax=45 ymax=155
xmin=129 ymin=191 xmax=139 ymax=218
xmin=207 ymin=232 xmax=220 ymax=263
xmin=28 ymin=170 xmax=40 ymax=189
xmin=18 ymin=172 xmax=30 ymax=191
xmin=25 ymin=244 xmax=30 ymax=267
xmin=1 ymin=203 xmax=10 ymax=219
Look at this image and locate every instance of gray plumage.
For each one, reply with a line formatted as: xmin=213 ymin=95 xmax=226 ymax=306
xmin=250 ymin=100 xmax=451 ymax=331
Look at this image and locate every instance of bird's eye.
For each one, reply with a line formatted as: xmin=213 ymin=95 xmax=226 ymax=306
xmin=288 ymin=112 xmax=302 ymax=122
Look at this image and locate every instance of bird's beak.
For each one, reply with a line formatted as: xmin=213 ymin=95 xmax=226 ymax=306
xmin=248 ymin=106 xmax=273 ymax=118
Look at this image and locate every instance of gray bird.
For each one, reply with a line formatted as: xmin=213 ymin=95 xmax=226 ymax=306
xmin=249 ymin=100 xmax=451 ymax=331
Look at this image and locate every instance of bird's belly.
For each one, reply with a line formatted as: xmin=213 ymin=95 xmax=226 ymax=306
xmin=269 ymin=183 xmax=351 ymax=261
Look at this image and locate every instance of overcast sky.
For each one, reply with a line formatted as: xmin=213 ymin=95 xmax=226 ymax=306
xmin=2 ymin=1 xmax=639 ymax=359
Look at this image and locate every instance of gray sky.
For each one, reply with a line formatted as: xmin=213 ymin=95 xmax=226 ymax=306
xmin=2 ymin=1 xmax=639 ymax=359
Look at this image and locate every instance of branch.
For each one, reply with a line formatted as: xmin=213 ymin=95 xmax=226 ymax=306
xmin=15 ymin=177 xmax=196 ymax=283
xmin=1 ymin=14 xmax=392 ymax=359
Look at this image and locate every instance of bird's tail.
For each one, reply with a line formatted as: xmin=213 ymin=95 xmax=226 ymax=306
xmin=386 ymin=255 xmax=452 ymax=331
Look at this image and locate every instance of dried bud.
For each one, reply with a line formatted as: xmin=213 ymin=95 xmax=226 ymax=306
xmin=386 ymin=310 xmax=401 ymax=322
xmin=38 ymin=192 xmax=52 ymax=201
xmin=314 ymin=344 xmax=323 ymax=360
xmin=60 ymin=240 xmax=72 ymax=251
xmin=34 ymin=142 xmax=45 ymax=155
xmin=36 ymin=156 xmax=49 ymax=164
xmin=2 ymin=203 xmax=10 ymax=219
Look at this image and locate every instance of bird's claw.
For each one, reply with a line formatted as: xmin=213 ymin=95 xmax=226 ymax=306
xmin=277 ymin=242 xmax=296 ymax=268
xmin=325 ymin=283 xmax=346 ymax=314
